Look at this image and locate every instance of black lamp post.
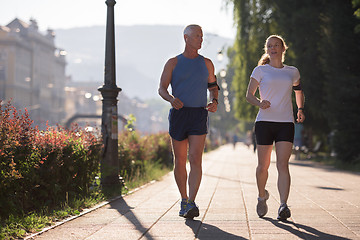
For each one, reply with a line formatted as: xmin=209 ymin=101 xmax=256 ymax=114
xmin=98 ymin=0 xmax=122 ymax=186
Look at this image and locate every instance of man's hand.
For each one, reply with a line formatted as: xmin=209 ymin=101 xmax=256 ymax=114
xmin=170 ymin=98 xmax=184 ymax=110
xmin=206 ymin=101 xmax=218 ymax=112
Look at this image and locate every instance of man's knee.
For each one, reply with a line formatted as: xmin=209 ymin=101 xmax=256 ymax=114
xmin=188 ymin=151 xmax=202 ymax=162
xmin=174 ymin=155 xmax=187 ymax=168
xmin=276 ymin=161 xmax=289 ymax=172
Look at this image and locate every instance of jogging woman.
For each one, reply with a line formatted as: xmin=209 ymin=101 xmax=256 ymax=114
xmin=246 ymin=35 xmax=305 ymax=220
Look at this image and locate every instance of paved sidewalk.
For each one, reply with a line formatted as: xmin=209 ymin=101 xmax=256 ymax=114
xmin=30 ymin=144 xmax=360 ymax=240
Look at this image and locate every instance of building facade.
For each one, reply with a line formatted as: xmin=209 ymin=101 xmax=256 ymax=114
xmin=0 ymin=18 xmax=67 ymax=128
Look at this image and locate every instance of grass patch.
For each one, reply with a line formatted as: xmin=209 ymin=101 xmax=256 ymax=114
xmin=0 ymin=195 xmax=104 ymax=240
xmin=0 ymin=161 xmax=172 ymax=240
xmin=297 ymin=152 xmax=360 ymax=173
xmin=313 ymin=157 xmax=360 ymax=172
xmin=124 ymin=160 xmax=171 ymax=191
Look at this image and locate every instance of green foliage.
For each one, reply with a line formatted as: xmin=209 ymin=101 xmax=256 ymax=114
xmin=118 ymin=129 xmax=173 ymax=184
xmin=353 ymin=0 xmax=360 ymax=32
xmin=125 ymin=113 xmax=136 ymax=131
xmin=0 ymin=101 xmax=101 ymax=219
xmin=229 ymin=0 xmax=360 ymax=164
xmin=229 ymin=0 xmax=277 ymax=121
xmin=0 ymin=101 xmax=173 ymax=239
xmin=271 ymin=0 xmax=329 ymax=134
xmin=317 ymin=0 xmax=360 ymax=163
xmin=0 ymin=213 xmax=50 ymax=239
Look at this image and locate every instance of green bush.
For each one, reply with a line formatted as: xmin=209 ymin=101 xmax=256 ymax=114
xmin=0 ymin=102 xmax=175 ymax=239
xmin=118 ymin=130 xmax=173 ymax=183
xmin=0 ymin=101 xmax=101 ymax=219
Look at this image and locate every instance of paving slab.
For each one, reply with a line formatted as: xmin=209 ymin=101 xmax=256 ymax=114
xmin=28 ymin=144 xmax=360 ymax=240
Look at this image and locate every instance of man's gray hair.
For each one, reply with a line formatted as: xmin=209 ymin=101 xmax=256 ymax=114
xmin=184 ymin=24 xmax=202 ymax=36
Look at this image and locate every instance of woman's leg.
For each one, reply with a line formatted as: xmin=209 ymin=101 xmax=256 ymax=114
xmin=256 ymin=144 xmax=273 ymax=197
xmin=275 ymin=141 xmax=293 ymax=204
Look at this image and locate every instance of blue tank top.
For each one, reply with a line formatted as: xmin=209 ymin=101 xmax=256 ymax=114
xmin=171 ymin=54 xmax=209 ymax=107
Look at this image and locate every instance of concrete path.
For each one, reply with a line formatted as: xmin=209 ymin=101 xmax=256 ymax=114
xmin=30 ymin=144 xmax=360 ymax=240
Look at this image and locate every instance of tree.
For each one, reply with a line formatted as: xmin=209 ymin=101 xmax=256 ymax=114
xmin=271 ymin=0 xmax=329 ymax=138
xmin=353 ymin=0 xmax=360 ymax=32
xmin=318 ymin=0 xmax=360 ymax=163
xmin=229 ymin=0 xmax=276 ymax=121
xmin=228 ymin=0 xmax=360 ymax=163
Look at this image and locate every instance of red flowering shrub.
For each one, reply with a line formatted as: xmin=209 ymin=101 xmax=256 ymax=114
xmin=0 ymin=101 xmax=101 ymax=218
xmin=30 ymin=125 xmax=101 ymax=209
xmin=0 ymin=101 xmax=173 ymax=220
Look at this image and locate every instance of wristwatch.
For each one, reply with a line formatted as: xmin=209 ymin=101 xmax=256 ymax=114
xmin=212 ymin=98 xmax=218 ymax=104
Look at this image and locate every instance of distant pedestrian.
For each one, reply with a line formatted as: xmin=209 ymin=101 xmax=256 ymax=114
xmin=232 ymin=133 xmax=238 ymax=149
xmin=245 ymin=35 xmax=305 ymax=220
xmin=158 ymin=24 xmax=219 ymax=219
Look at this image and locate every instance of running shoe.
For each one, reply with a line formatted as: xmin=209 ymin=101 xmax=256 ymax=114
xmin=183 ymin=200 xmax=199 ymax=219
xmin=277 ymin=203 xmax=291 ymax=220
xmin=179 ymin=198 xmax=187 ymax=217
xmin=256 ymin=189 xmax=269 ymax=218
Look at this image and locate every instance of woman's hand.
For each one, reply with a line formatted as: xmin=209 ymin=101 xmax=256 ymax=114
xmin=297 ymin=110 xmax=305 ymax=123
xmin=259 ymin=100 xmax=271 ymax=109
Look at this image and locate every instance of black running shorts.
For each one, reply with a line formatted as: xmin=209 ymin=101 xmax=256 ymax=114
xmin=255 ymin=121 xmax=294 ymax=145
xmin=168 ymin=107 xmax=208 ymax=141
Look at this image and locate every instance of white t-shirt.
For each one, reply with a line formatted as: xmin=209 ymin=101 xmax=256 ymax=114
xmin=250 ymin=64 xmax=300 ymax=123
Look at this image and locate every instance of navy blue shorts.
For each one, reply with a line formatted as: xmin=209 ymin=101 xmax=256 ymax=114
xmin=168 ymin=107 xmax=208 ymax=141
xmin=255 ymin=121 xmax=294 ymax=145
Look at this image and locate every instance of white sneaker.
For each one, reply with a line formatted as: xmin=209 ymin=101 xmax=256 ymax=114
xmin=256 ymin=189 xmax=269 ymax=217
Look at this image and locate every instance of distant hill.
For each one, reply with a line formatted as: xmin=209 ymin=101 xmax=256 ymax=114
xmin=55 ymin=25 xmax=233 ymax=100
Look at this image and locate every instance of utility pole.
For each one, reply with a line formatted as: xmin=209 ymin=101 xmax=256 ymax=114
xmin=98 ymin=0 xmax=122 ymax=187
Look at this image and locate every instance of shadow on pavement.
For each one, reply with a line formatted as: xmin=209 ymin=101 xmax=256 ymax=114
xmin=185 ymin=219 xmax=248 ymax=240
xmin=109 ymin=197 xmax=155 ymax=240
xmin=263 ymin=217 xmax=352 ymax=240
xmin=316 ymin=186 xmax=344 ymax=191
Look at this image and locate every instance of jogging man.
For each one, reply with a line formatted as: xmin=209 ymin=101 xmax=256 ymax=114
xmin=158 ymin=24 xmax=219 ymax=218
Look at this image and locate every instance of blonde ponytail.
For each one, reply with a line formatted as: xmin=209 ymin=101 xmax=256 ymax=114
xmin=258 ymin=53 xmax=270 ymax=66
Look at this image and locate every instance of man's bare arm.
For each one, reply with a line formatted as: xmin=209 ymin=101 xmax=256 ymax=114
xmin=204 ymin=58 xmax=218 ymax=112
xmin=158 ymin=57 xmax=183 ymax=109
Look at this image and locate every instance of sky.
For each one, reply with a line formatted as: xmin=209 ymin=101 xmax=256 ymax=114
xmin=0 ymin=0 xmax=236 ymax=39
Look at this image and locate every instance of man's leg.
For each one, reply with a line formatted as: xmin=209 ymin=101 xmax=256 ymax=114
xmin=171 ymin=138 xmax=189 ymax=200
xmin=187 ymin=134 xmax=206 ymax=201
